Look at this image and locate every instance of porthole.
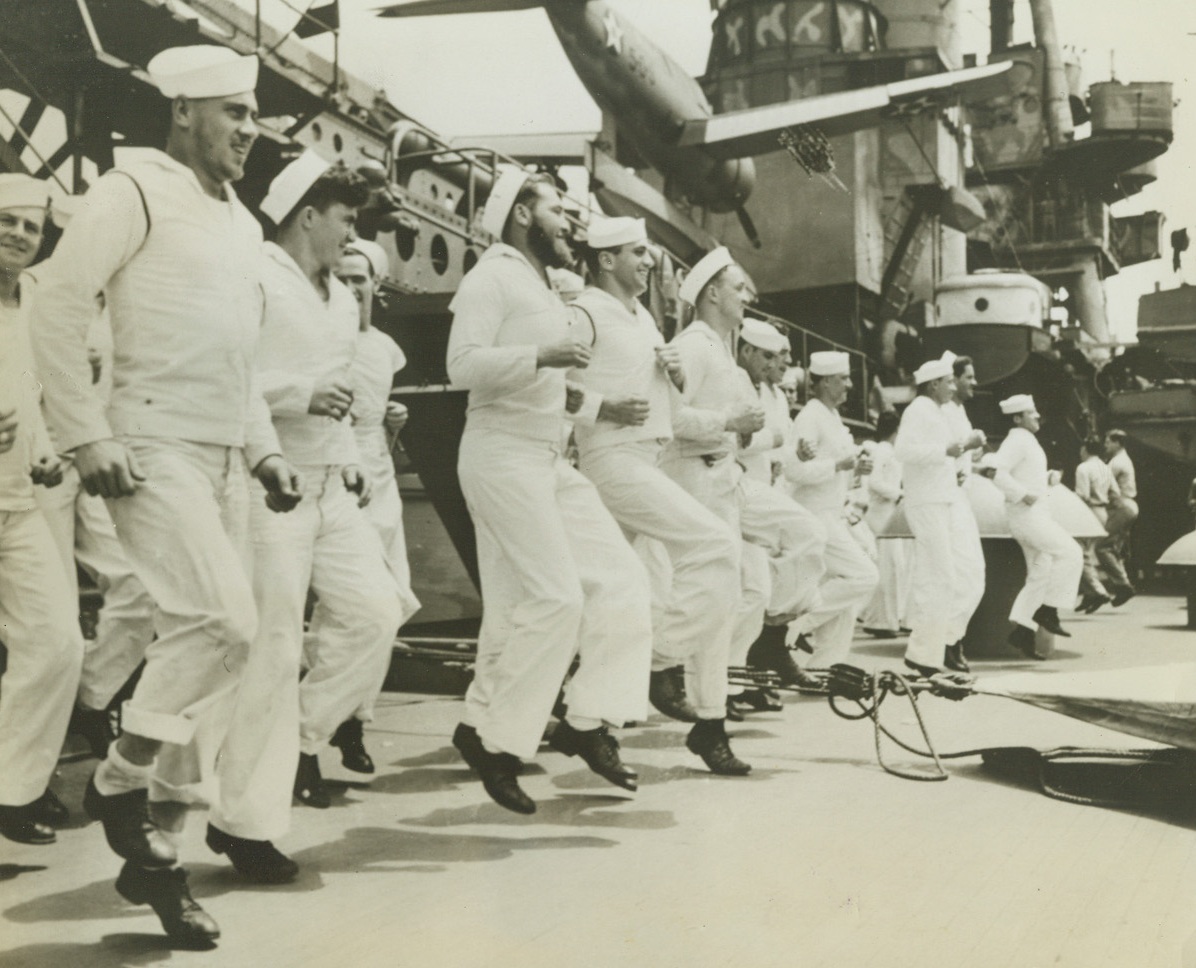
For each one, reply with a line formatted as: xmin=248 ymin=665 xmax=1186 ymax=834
xmin=311 ymin=122 xmax=323 ymax=141
xmin=396 ymin=230 xmax=415 ymax=262
xmin=333 ymin=133 xmax=343 ymax=153
xmin=975 ymin=297 xmax=989 ymax=312
xmin=463 ymin=248 xmax=478 ymax=273
xmin=431 ymin=234 xmax=449 ymax=275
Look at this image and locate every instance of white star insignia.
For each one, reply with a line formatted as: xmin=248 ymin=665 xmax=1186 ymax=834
xmin=602 ymin=10 xmax=623 ymax=54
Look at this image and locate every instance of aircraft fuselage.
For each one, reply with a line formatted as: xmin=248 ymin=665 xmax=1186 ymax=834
xmin=544 ymin=0 xmax=755 ymax=213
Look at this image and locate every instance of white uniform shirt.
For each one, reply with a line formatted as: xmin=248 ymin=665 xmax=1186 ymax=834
xmin=740 ymin=381 xmax=791 ymax=483
xmin=864 ymin=439 xmax=902 ymax=533
xmin=349 ymin=327 xmax=407 ymax=487
xmin=991 ymin=426 xmax=1048 ymax=504
xmin=784 ymin=397 xmax=855 ymax=512
xmin=895 ymin=395 xmax=958 ymax=507
xmin=447 ymin=244 xmax=572 ymax=442
xmin=1075 ymin=455 xmax=1118 ymax=508
xmin=663 ymin=320 xmax=748 ymax=460
xmin=567 ymin=286 xmax=674 ymax=455
xmin=257 ymin=243 xmax=360 ymax=468
xmin=0 ymin=280 xmax=54 ymax=511
xmin=942 ymin=399 xmax=975 ymax=476
xmin=30 ymin=149 xmax=280 ymax=467
xmin=1108 ymin=450 xmax=1137 ymax=501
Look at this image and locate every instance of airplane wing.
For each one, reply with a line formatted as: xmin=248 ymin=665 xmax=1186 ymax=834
xmin=446 ymin=132 xmax=595 ymax=163
xmin=679 ymin=62 xmax=1013 ymax=160
xmin=376 ymin=0 xmax=542 ymax=16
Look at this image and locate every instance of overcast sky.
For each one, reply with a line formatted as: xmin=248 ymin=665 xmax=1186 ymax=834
xmin=278 ymin=0 xmax=1196 ymax=337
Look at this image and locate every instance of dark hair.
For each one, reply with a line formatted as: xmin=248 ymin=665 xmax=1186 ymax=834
xmin=281 ymin=165 xmax=370 ymax=229
xmin=581 ymin=242 xmax=619 ymax=278
xmin=1081 ymin=435 xmax=1102 ymax=454
xmin=1106 ymin=428 xmax=1127 ymax=444
xmin=502 ymin=172 xmax=557 ymax=242
xmin=951 ymin=355 xmax=974 ymax=378
xmin=875 ymin=411 xmax=900 ymax=440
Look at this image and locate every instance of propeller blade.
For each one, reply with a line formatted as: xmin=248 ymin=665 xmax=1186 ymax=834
xmin=736 ymin=206 xmax=762 ymax=249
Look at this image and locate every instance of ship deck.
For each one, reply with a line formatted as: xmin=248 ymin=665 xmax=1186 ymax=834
xmin=3 ymin=596 xmax=1196 ymax=968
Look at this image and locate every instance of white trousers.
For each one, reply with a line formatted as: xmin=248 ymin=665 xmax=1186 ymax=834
xmin=1008 ymin=501 xmax=1084 ymax=629
xmin=660 ymin=455 xmax=826 ymax=667
xmin=904 ymin=498 xmax=985 ymax=668
xmin=212 ymin=465 xmax=402 ymax=841
xmin=860 ymin=538 xmax=912 ymax=632
xmin=1097 ymin=497 xmax=1138 ymax=592
xmin=0 ymin=507 xmax=84 ymax=805
xmin=459 ymin=429 xmax=652 ymax=760
xmin=1078 ymin=505 xmax=1109 ymax=598
xmin=580 ymin=440 xmax=738 ymax=718
xmin=104 ymin=438 xmax=256 ymax=749
xmin=791 ymin=509 xmax=879 ymax=668
xmin=35 ymin=464 xmax=155 ymax=711
xmin=315 ymin=474 xmax=421 ymax=723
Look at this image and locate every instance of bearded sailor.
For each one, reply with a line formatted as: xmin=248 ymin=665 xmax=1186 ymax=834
xmin=446 ymin=167 xmax=652 ymax=812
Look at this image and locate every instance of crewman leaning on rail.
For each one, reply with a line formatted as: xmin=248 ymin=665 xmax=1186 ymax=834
xmin=446 ymin=166 xmax=652 ymax=813
xmin=0 ymin=173 xmax=82 ymax=849
xmin=30 ymin=46 xmax=303 ymax=946
xmin=987 ymin=394 xmax=1083 ymax=659
xmin=894 ymin=355 xmax=986 ymax=678
xmin=567 ymin=216 xmax=743 ymax=762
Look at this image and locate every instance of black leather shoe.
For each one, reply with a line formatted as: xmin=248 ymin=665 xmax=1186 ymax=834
xmin=902 ymin=658 xmax=943 ymax=678
xmin=330 ymin=718 xmax=374 ymax=774
xmin=686 ymin=718 xmax=751 ymax=776
xmin=476 ymin=749 xmax=536 ymax=815
xmin=70 ymin=704 xmax=117 ymax=759
xmin=83 ymin=775 xmax=177 ymax=867
xmin=549 ymin=721 xmax=637 ymax=791
xmin=0 ymin=804 xmax=56 ymax=845
xmin=1111 ymin=587 xmax=1136 ymax=607
xmin=863 ymin=627 xmax=900 ymax=639
xmin=736 ymin=688 xmax=784 ymax=713
xmin=293 ymin=753 xmax=331 ymax=809
xmin=1081 ymin=594 xmax=1111 ymax=614
xmin=944 ymin=642 xmax=970 ymax=674
xmin=28 ymin=788 xmax=69 ymax=827
xmin=648 ymin=666 xmax=699 ymax=723
xmin=206 ymin=824 xmax=299 ymax=884
xmin=724 ymin=697 xmax=747 ymax=722
xmin=115 ymin=862 xmax=219 ymax=947
xmin=1032 ymin=605 xmax=1070 ymax=637
xmin=748 ymin=626 xmax=808 ymax=686
xmin=452 ymin=723 xmax=486 ymax=770
xmin=1008 ymin=625 xmax=1044 ymax=660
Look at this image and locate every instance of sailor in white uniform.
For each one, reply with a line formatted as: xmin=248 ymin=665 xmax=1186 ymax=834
xmin=895 ymin=357 xmax=986 ymax=676
xmin=0 ymin=174 xmax=81 ymax=847
xmin=31 ymin=47 xmax=302 ymax=944
xmin=321 ymin=238 xmax=421 ymax=774
xmin=568 ymin=216 xmax=745 ymax=772
xmin=736 ymin=318 xmax=792 ymax=487
xmin=447 ymin=168 xmax=652 ymax=813
xmin=988 ymin=394 xmax=1083 ymax=658
xmin=661 ymin=248 xmax=826 ymax=701
xmin=858 ymin=411 xmax=910 ymax=635
xmin=208 ymin=155 xmax=403 ymax=882
xmin=783 ymin=351 xmax=879 ymax=668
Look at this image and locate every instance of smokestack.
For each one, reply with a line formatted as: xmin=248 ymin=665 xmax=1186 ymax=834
xmin=1028 ymin=0 xmax=1075 ymax=148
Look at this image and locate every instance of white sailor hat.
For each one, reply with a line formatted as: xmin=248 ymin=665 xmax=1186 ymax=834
xmin=780 ymin=365 xmax=804 ymax=390
xmin=585 ymin=216 xmax=646 ymax=250
xmin=344 ymin=238 xmax=389 ymax=280
xmin=809 ymin=350 xmax=851 ymax=377
xmin=940 ymin=350 xmax=958 ymax=368
xmin=481 ymin=164 xmax=534 ymax=239
xmin=678 ymin=246 xmax=735 ymax=306
xmin=49 ymin=193 xmax=82 ymax=227
xmin=999 ymin=393 xmax=1037 ymax=415
xmin=147 ymin=46 xmax=259 ymax=99
xmin=739 ymin=318 xmax=788 ymax=354
xmin=0 ymin=173 xmax=50 ymax=212
xmin=913 ymin=357 xmax=953 ymax=384
xmin=261 ymin=150 xmax=331 ymax=225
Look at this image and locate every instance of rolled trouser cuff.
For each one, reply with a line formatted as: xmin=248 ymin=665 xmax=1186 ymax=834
xmin=119 ymin=703 xmax=196 ymax=746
